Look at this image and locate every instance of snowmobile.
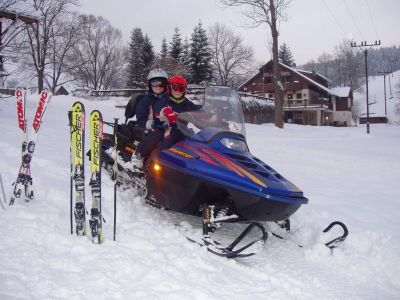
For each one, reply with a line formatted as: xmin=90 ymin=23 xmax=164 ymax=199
xmin=101 ymin=86 xmax=348 ymax=258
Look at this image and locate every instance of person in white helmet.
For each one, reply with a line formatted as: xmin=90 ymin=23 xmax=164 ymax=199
xmin=121 ymin=68 xmax=169 ymax=149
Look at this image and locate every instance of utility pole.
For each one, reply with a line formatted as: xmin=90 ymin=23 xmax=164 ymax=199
xmin=378 ymin=70 xmax=392 ymax=116
xmin=351 ymin=40 xmax=381 ymax=134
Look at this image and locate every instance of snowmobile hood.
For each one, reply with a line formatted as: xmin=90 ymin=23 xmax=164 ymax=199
xmin=158 ymin=130 xmax=308 ymax=205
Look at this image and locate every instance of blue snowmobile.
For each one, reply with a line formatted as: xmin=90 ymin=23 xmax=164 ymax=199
xmin=102 ymin=86 xmax=347 ymax=258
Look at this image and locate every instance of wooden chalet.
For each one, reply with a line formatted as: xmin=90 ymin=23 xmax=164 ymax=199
xmin=239 ymin=60 xmax=353 ymax=126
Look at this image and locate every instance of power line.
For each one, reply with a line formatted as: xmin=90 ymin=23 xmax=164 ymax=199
xmin=364 ymin=0 xmax=380 ymax=40
xmin=342 ymin=0 xmax=365 ymax=40
xmin=321 ymin=0 xmax=347 ymax=36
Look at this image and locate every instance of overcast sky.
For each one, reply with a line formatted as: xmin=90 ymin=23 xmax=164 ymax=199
xmin=79 ymin=0 xmax=400 ymax=66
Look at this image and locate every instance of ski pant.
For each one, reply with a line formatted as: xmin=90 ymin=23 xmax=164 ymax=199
xmin=136 ymin=127 xmax=186 ymax=162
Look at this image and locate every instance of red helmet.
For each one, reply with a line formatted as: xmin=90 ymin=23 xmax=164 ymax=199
xmin=169 ymin=75 xmax=187 ymax=86
xmin=168 ymin=75 xmax=187 ymax=97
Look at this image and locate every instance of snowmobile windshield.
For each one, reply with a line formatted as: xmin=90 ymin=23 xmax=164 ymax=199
xmin=177 ymin=86 xmax=246 ymax=137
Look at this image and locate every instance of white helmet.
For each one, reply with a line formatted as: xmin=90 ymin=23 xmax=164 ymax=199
xmin=147 ymin=68 xmax=168 ymax=81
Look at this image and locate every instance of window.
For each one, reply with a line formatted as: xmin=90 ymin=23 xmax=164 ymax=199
xmin=287 ymin=94 xmax=293 ymax=100
xmin=296 ymin=93 xmax=302 ymax=99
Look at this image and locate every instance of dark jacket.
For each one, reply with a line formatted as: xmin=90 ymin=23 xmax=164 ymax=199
xmin=135 ymin=92 xmax=168 ymax=128
xmin=152 ymin=96 xmax=202 ymax=129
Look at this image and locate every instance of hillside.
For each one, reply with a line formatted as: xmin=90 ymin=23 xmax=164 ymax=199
xmin=354 ymin=70 xmax=400 ymax=124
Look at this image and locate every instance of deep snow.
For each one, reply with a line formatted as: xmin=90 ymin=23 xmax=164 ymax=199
xmin=0 ymin=93 xmax=399 ymax=299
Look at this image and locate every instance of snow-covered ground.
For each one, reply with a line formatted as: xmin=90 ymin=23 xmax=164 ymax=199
xmin=0 ymin=93 xmax=399 ymax=299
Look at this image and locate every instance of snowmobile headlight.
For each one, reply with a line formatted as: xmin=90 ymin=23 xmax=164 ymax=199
xmin=220 ymin=138 xmax=248 ymax=152
xmin=153 ymin=163 xmax=162 ymax=172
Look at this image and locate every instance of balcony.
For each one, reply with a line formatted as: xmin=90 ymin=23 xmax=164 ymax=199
xmin=284 ymin=98 xmax=332 ymax=110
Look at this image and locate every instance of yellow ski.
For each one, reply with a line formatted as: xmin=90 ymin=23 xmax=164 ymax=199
xmin=89 ymin=110 xmax=103 ymax=243
xmin=69 ymin=101 xmax=86 ymax=236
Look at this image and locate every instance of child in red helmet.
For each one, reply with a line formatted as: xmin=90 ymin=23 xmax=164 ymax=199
xmin=131 ymin=75 xmax=201 ymax=170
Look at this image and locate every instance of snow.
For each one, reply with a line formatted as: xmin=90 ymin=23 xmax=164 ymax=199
xmin=354 ymin=70 xmax=400 ymax=124
xmin=0 ymin=93 xmax=400 ymax=299
xmin=329 ymin=86 xmax=351 ymax=98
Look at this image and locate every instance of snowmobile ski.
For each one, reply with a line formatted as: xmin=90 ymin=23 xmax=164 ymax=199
xmin=186 ymin=204 xmax=267 ymax=259
xmin=89 ymin=110 xmax=104 ymax=244
xmin=10 ymin=89 xmax=52 ymax=205
xmin=68 ymin=102 xmax=86 ymax=236
xmin=270 ymin=220 xmax=349 ymax=251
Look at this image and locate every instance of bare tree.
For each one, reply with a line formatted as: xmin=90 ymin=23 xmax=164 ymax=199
xmin=209 ymin=23 xmax=254 ymax=87
xmin=334 ymin=40 xmax=363 ymax=91
xmin=317 ymin=52 xmax=332 ymax=79
xmin=221 ymin=0 xmax=291 ymax=128
xmin=69 ymin=15 xmax=125 ymax=90
xmin=23 ymin=0 xmax=78 ymax=92
xmin=45 ymin=14 xmax=79 ymax=92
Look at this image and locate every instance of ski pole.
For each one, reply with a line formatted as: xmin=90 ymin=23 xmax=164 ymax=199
xmin=68 ymin=111 xmax=73 ymax=234
xmin=0 ymin=173 xmax=7 ymax=210
xmin=113 ymin=118 xmax=119 ymax=241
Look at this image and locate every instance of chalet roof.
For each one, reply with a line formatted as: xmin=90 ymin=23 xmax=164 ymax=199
xmin=239 ymin=60 xmax=351 ymax=98
xmin=295 ymin=69 xmax=331 ymax=83
xmin=282 ymin=63 xmax=333 ymax=94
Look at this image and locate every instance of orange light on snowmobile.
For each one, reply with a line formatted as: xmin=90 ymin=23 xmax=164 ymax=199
xmin=153 ymin=163 xmax=162 ymax=172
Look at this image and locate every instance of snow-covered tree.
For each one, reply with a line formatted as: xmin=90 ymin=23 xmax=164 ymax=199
xmin=141 ymin=34 xmax=155 ymax=74
xmin=169 ymin=27 xmax=183 ymax=61
xmin=279 ymin=43 xmax=296 ymax=67
xmin=189 ymin=21 xmax=213 ymax=84
xmin=127 ymin=28 xmax=145 ymax=87
xmin=160 ymin=37 xmax=169 ymax=61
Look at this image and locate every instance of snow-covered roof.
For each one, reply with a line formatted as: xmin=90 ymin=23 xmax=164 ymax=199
xmin=296 ymin=69 xmax=331 ymax=83
xmin=330 ymin=87 xmax=351 ymax=98
xmin=0 ymin=2 xmax=40 ymax=23
xmin=283 ymin=63 xmax=352 ymax=98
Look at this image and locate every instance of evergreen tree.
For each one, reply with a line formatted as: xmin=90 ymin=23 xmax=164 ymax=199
xmin=181 ymin=37 xmax=191 ymax=68
xmin=142 ymin=34 xmax=155 ymax=72
xmin=127 ymin=28 xmax=145 ymax=87
xmin=160 ymin=37 xmax=168 ymax=61
xmin=279 ymin=43 xmax=296 ymax=67
xmin=189 ymin=21 xmax=213 ymax=84
xmin=169 ymin=27 xmax=183 ymax=61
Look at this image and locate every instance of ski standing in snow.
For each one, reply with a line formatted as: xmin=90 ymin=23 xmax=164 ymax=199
xmin=68 ymin=102 xmax=86 ymax=236
xmin=88 ymin=110 xmax=104 ymax=244
xmin=10 ymin=89 xmax=52 ymax=205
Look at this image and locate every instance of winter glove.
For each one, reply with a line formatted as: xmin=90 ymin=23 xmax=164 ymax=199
xmin=159 ymin=106 xmax=178 ymax=126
